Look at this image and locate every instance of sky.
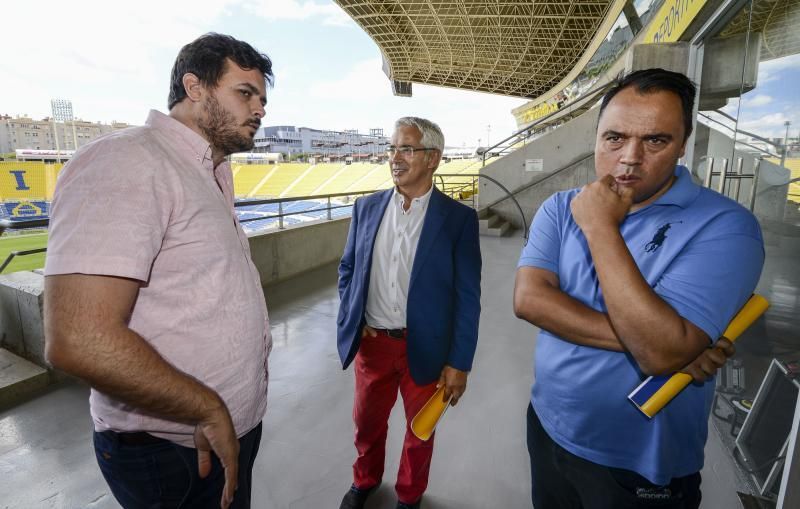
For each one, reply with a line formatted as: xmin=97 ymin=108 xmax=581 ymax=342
xmin=3 ymin=1 xmax=797 ymax=148
xmin=1 ymin=0 xmax=527 ymax=148
xmin=723 ymin=54 xmax=800 ymax=141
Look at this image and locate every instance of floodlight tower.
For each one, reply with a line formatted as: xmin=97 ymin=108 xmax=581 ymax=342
xmin=51 ymin=99 xmax=78 ymax=161
xmin=780 ymin=121 xmax=791 ymax=168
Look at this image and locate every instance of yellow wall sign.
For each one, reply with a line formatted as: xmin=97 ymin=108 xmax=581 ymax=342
xmin=519 ymin=101 xmax=562 ymax=124
xmin=513 ymin=0 xmax=709 ymax=127
xmin=642 ymin=0 xmax=710 ymax=44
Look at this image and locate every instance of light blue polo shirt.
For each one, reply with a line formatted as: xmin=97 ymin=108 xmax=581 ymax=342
xmin=518 ymin=166 xmax=764 ymax=485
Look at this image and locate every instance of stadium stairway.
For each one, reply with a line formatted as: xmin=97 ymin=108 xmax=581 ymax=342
xmin=478 ymin=208 xmax=512 ymax=237
xmin=0 ymin=348 xmax=49 ymax=410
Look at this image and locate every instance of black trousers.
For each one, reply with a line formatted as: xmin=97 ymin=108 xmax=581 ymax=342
xmin=527 ymin=404 xmax=701 ymax=509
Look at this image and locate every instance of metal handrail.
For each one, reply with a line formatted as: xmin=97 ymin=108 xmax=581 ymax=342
xmin=436 ymin=173 xmax=528 ymax=239
xmin=479 ymin=80 xmax=613 ymax=167
xmin=0 ymin=178 xmax=522 ymax=271
xmin=235 ymin=189 xmax=378 ymax=207
xmin=0 ymin=191 xmax=378 ymax=272
xmin=0 ymin=247 xmax=46 ymax=274
xmin=0 ymin=218 xmax=49 ymax=231
xmin=702 ymin=156 xmax=762 ymax=211
xmin=698 ymin=111 xmax=782 ymax=158
xmin=481 ymin=153 xmax=594 ymax=211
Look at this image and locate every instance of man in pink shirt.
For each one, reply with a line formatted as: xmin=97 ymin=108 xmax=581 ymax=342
xmin=43 ymin=33 xmax=273 ymax=509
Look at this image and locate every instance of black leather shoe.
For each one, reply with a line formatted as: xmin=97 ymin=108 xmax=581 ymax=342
xmin=396 ymin=499 xmax=421 ymax=509
xmin=339 ymin=483 xmax=380 ymax=509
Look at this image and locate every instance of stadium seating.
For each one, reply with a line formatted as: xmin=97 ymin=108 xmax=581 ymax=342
xmin=0 ymin=154 xmax=503 ymax=240
xmin=0 ymin=200 xmax=50 ymax=220
xmin=232 ymin=164 xmax=277 ymax=197
xmin=279 ymin=163 xmax=341 ymax=197
xmin=315 ymin=163 xmax=380 ymax=195
xmin=235 ymin=199 xmax=354 ymax=234
xmin=770 ymin=157 xmax=800 ymax=206
xmin=258 ymin=163 xmax=309 ymax=197
xmin=345 ymin=164 xmax=393 ymax=193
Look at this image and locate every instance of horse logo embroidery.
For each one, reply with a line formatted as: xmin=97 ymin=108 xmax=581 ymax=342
xmin=645 ymin=221 xmax=682 ymax=253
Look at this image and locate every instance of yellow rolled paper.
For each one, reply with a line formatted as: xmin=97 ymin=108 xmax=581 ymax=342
xmin=638 ymin=294 xmax=769 ymax=418
xmin=411 ymin=386 xmax=452 ymax=441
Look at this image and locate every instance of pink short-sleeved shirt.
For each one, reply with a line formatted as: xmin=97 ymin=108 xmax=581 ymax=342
xmin=45 ymin=110 xmax=271 ymax=446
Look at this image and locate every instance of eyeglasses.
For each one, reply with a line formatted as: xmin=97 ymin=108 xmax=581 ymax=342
xmin=386 ymin=146 xmax=437 ymax=157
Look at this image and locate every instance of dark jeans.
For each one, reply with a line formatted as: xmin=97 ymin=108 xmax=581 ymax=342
xmin=527 ymin=404 xmax=701 ymax=509
xmin=94 ymin=423 xmax=262 ymax=509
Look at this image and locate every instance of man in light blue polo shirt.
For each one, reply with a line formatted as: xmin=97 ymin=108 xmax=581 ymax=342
xmin=514 ymin=68 xmax=764 ymax=509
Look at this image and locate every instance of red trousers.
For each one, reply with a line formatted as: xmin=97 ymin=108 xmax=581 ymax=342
xmin=351 ymin=330 xmax=439 ymax=504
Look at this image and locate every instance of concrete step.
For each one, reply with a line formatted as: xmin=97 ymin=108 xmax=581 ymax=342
xmin=479 ymin=214 xmax=502 ymax=230
xmin=0 ymin=348 xmax=49 ymax=410
xmin=479 ymin=212 xmax=513 ymax=237
xmin=482 ymin=219 xmax=512 ymax=237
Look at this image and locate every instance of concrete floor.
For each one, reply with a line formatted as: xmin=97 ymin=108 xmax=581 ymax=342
xmin=1 ymin=231 xmax=797 ymax=509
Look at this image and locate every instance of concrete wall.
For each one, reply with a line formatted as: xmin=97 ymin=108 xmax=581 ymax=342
xmin=248 ymin=217 xmax=350 ymax=287
xmin=0 ymin=271 xmax=45 ymax=366
xmin=489 ymin=155 xmax=595 ymax=231
xmin=479 ymin=107 xmax=599 ymax=229
xmin=0 ymin=217 xmax=352 ymax=367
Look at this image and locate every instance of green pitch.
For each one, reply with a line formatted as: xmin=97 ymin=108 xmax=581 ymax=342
xmin=0 ymin=233 xmax=48 ymax=273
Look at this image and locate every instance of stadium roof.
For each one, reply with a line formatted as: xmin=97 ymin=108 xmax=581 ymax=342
xmin=718 ymin=0 xmax=800 ymax=61
xmin=334 ymin=0 xmax=626 ymax=99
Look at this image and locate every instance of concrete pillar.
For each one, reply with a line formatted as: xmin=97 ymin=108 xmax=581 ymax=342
xmin=622 ymin=0 xmax=643 ymax=36
xmin=0 ymin=271 xmax=46 ymax=366
xmin=626 ymin=42 xmax=690 ymax=75
xmin=700 ymin=31 xmax=762 ymax=108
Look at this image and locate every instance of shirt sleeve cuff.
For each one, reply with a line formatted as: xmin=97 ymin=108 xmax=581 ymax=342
xmin=518 ymin=256 xmax=558 ymax=273
xmin=671 ymin=303 xmax=720 ymax=343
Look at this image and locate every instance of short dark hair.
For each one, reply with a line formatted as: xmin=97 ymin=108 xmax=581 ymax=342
xmin=168 ymin=33 xmax=274 ymax=110
xmin=599 ymin=68 xmax=697 ymax=141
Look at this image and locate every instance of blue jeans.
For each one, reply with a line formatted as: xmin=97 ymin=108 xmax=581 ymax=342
xmin=94 ymin=423 xmax=262 ymax=509
xmin=527 ymin=404 xmax=701 ymax=509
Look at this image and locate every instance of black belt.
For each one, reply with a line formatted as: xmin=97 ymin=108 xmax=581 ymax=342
xmin=374 ymin=328 xmax=406 ymax=339
xmin=114 ymin=431 xmax=165 ymax=446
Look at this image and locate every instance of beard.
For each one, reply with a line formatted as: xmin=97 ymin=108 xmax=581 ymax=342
xmin=197 ymin=94 xmax=257 ymax=156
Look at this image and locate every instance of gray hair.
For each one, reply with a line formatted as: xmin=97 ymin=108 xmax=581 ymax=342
xmin=395 ymin=117 xmax=445 ymax=152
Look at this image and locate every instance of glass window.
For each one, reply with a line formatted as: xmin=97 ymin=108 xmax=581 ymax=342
xmin=695 ymin=0 xmax=800 ymax=501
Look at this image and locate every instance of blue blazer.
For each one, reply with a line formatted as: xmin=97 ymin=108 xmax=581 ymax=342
xmin=337 ymin=187 xmax=481 ymax=385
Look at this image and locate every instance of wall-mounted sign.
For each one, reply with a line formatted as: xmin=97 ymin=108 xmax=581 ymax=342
xmin=525 ymin=159 xmax=544 ymax=172
xmin=642 ymin=0 xmax=710 ymax=44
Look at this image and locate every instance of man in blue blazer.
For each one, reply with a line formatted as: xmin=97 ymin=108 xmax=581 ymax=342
xmin=337 ymin=117 xmax=481 ymax=509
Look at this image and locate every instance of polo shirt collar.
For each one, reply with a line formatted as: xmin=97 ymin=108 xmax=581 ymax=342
xmin=633 ymin=165 xmax=700 ymax=214
xmin=146 ymin=110 xmax=214 ymax=169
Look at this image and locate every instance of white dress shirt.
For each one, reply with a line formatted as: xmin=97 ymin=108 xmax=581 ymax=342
xmin=365 ymin=186 xmax=433 ymax=329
